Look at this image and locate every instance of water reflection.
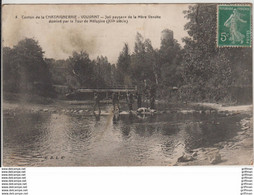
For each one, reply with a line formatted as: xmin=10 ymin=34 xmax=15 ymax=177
xmin=3 ymin=109 xmax=244 ymax=166
xmin=3 ymin=113 xmax=51 ymax=166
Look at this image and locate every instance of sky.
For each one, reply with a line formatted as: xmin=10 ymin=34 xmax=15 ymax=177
xmin=2 ymin=4 xmax=190 ymax=63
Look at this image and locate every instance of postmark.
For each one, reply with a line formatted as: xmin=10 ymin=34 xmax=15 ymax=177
xmin=217 ymin=4 xmax=252 ymax=47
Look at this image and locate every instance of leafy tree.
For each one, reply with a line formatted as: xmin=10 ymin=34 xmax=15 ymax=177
xmin=3 ymin=38 xmax=54 ymax=96
xmin=3 ymin=47 xmax=19 ymax=92
xmin=67 ymin=51 xmax=95 ymax=88
xmin=130 ymin=33 xmax=156 ymax=85
xmin=116 ymin=43 xmax=131 ymax=86
xmin=46 ymin=59 xmax=69 ymax=86
xmin=94 ymin=56 xmax=114 ymax=88
xmin=158 ymin=29 xmax=183 ymax=98
xmin=223 ymin=47 xmax=252 ymax=86
xmin=182 ymin=4 xmax=234 ymax=101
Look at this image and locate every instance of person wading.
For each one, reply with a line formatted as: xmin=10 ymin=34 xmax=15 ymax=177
xmin=126 ymin=92 xmax=134 ymax=112
xmin=112 ymin=92 xmax=120 ymax=111
xmin=93 ymin=92 xmax=101 ymax=115
xmin=137 ymin=92 xmax=142 ymax=108
xmin=149 ymin=86 xmax=156 ymax=109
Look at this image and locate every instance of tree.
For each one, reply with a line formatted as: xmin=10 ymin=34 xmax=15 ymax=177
xmin=181 ymin=4 xmax=234 ymax=101
xmin=130 ymin=33 xmax=156 ymax=85
xmin=116 ymin=43 xmax=131 ymax=86
xmin=158 ymin=29 xmax=183 ymax=98
xmin=3 ymin=47 xmax=19 ymax=92
xmin=3 ymin=38 xmax=54 ymax=96
xmin=46 ymin=59 xmax=69 ymax=86
xmin=67 ymin=51 xmax=95 ymax=88
xmin=94 ymin=56 xmax=114 ymax=88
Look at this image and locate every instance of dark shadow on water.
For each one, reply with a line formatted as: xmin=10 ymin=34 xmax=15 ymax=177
xmin=183 ymin=115 xmax=243 ymax=151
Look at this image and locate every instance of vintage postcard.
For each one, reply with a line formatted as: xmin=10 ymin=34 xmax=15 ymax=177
xmin=2 ymin=3 xmax=253 ymax=166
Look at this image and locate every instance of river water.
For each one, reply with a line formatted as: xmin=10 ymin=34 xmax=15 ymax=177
xmin=3 ymin=103 xmax=245 ymax=166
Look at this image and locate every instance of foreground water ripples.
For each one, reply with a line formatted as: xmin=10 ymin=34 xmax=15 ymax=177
xmin=3 ymin=107 xmax=244 ymax=166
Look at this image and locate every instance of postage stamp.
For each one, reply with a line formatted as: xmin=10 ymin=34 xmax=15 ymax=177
xmin=217 ymin=4 xmax=252 ymax=47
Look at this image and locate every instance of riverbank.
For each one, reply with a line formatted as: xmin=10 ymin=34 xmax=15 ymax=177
xmin=174 ymin=103 xmax=253 ymax=166
xmin=192 ymin=102 xmax=252 ymax=113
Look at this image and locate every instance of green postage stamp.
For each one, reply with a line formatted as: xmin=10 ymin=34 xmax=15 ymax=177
xmin=217 ymin=4 xmax=252 ymax=47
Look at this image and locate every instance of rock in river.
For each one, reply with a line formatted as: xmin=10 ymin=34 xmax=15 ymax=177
xmin=177 ymin=153 xmax=194 ymax=162
xmin=208 ymin=151 xmax=222 ymax=164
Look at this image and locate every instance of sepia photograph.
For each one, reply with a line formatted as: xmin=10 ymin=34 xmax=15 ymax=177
xmin=2 ymin=3 xmax=253 ymax=166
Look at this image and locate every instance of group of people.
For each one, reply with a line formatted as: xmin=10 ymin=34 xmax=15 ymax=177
xmin=112 ymin=91 xmax=141 ymax=112
xmin=93 ymin=91 xmax=143 ymax=113
xmin=93 ymin=89 xmax=155 ymax=115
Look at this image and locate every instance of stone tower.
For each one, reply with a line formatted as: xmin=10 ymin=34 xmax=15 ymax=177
xmin=161 ymin=29 xmax=174 ymax=41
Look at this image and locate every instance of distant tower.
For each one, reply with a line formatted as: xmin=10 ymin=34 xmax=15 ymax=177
xmin=161 ymin=29 xmax=173 ymax=41
xmin=161 ymin=29 xmax=174 ymax=46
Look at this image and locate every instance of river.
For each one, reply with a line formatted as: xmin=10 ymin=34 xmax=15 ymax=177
xmin=3 ymin=103 xmax=246 ymax=166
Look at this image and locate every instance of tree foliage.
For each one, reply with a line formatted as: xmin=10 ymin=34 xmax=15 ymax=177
xmin=3 ymin=10 xmax=251 ymax=103
xmin=116 ymin=43 xmax=131 ymax=86
xmin=3 ymin=38 xmax=54 ymax=96
xmin=158 ymin=30 xmax=183 ymax=98
xmin=130 ymin=33 xmax=157 ymax=86
xmin=94 ymin=55 xmax=115 ymax=88
xmin=181 ymin=4 xmax=252 ymax=102
xmin=181 ymin=4 xmax=233 ymax=101
xmin=67 ymin=51 xmax=95 ymax=88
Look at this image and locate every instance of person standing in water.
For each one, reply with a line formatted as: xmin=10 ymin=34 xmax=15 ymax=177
xmin=137 ymin=92 xmax=142 ymax=108
xmin=93 ymin=92 xmax=101 ymax=115
xmin=112 ymin=92 xmax=120 ymax=111
xmin=149 ymin=85 xmax=156 ymax=109
xmin=126 ymin=91 xmax=134 ymax=112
